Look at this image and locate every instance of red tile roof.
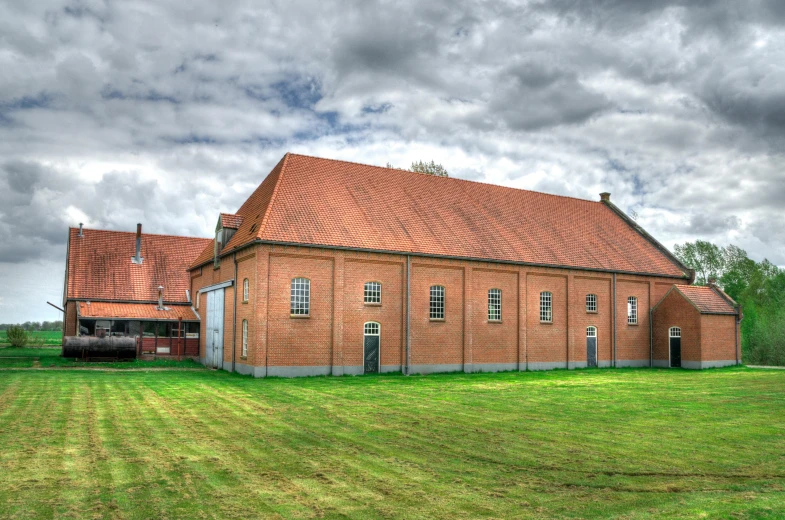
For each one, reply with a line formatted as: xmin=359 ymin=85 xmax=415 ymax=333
xmin=77 ymin=302 xmax=199 ymax=321
xmin=220 ymin=213 xmax=244 ymax=229
xmin=66 ymin=228 xmax=211 ymax=303
xmin=191 ymin=153 xmax=690 ymax=278
xmin=674 ymin=285 xmax=738 ymax=314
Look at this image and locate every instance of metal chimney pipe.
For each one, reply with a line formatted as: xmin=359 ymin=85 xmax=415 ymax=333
xmin=132 ymin=223 xmax=143 ymax=264
xmin=78 ymin=223 xmax=84 ymax=237
xmin=157 ymin=285 xmax=164 ymax=310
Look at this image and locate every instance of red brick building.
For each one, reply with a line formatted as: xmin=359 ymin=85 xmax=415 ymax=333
xmin=183 ymin=153 xmax=741 ymax=376
xmin=62 ymin=225 xmax=211 ymax=357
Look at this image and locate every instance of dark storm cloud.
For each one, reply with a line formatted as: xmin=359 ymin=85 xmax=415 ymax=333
xmin=2 ymin=0 xmax=785 ymax=321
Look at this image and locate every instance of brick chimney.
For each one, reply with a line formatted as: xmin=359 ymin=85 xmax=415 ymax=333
xmin=708 ymin=277 xmax=717 ymax=287
xmin=600 ymin=192 xmax=611 ymax=202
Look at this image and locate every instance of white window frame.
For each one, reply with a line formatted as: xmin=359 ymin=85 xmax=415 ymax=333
xmin=196 ymin=291 xmax=200 ymax=310
xmin=290 ymin=278 xmax=310 ymax=316
xmin=364 ymin=281 xmax=382 ymax=305
xmin=242 ymin=319 xmax=248 ymax=357
xmin=586 ymin=326 xmax=597 ymax=337
xmin=430 ymin=285 xmax=445 ymax=320
xmin=364 ymin=321 xmax=380 ymax=336
xmin=669 ymin=326 xmax=681 ymax=338
xmin=627 ymin=296 xmax=638 ymax=325
xmin=243 ymin=278 xmax=249 ymax=302
xmin=586 ymin=294 xmax=597 ymax=313
xmin=540 ymin=291 xmax=553 ymax=323
xmin=488 ymin=288 xmax=502 ymax=321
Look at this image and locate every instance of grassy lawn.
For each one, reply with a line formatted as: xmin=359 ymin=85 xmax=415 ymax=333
xmin=0 ymin=368 xmax=783 ymax=519
xmin=0 ymin=330 xmax=62 ymax=347
xmin=0 ymin=347 xmax=202 ymax=369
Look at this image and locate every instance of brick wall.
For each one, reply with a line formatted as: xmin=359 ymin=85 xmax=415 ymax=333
xmin=700 ymin=314 xmax=738 ymax=362
xmin=267 ymin=252 xmax=334 ymax=367
xmin=64 ymin=301 xmax=78 ymax=337
xmin=190 ymin=243 xmax=697 ymax=374
xmin=651 ymin=289 xmax=701 ymax=364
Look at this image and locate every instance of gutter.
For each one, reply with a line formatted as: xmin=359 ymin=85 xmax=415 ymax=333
xmin=406 ymin=255 xmax=411 ymax=376
xmin=192 ymin=239 xmax=691 ymax=281
xmin=649 ymin=308 xmax=653 ymax=368
xmin=232 ymin=253 xmax=238 ymax=373
xmin=613 ymin=273 xmax=617 ymax=368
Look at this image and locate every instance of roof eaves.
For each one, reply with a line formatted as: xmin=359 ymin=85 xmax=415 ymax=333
xmin=710 ymin=285 xmax=739 ymax=312
xmin=601 ymin=200 xmax=694 ymax=281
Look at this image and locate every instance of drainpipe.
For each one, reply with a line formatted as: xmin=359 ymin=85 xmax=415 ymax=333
xmin=406 ymin=255 xmax=411 ymax=376
xmin=612 ymin=273 xmax=617 ymax=368
xmin=232 ymin=253 xmax=238 ymax=373
xmin=736 ymin=306 xmax=743 ymax=366
xmin=649 ymin=308 xmax=653 ymax=368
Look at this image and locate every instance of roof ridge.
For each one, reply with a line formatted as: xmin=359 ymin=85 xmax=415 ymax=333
xmin=70 ymin=227 xmax=211 ymax=242
xmin=257 ymin=152 xmax=289 ymax=239
xmin=285 ymin=152 xmax=603 ymax=206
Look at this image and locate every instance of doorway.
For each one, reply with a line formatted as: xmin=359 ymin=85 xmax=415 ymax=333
xmin=586 ymin=326 xmax=597 ymax=368
xmin=363 ymin=322 xmax=380 ymax=374
xmin=669 ymin=327 xmax=681 ymax=368
xmin=205 ymin=289 xmax=225 ymax=369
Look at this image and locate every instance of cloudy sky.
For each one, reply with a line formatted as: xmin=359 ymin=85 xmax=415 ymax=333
xmin=2 ymin=0 xmax=784 ymax=323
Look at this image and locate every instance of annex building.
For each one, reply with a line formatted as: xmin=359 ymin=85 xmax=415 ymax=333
xmin=63 ymin=153 xmax=742 ymax=374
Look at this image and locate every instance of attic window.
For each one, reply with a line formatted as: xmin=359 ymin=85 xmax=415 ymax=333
xmin=249 ymin=223 xmax=258 ymax=234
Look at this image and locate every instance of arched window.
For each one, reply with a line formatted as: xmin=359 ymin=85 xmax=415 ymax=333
xmin=242 ymin=319 xmax=248 ymax=357
xmin=586 ymin=326 xmax=597 ymax=337
xmin=430 ymin=285 xmax=445 ymax=320
xmin=627 ymin=296 xmax=638 ymax=325
xmin=243 ymin=278 xmax=249 ymax=302
xmin=540 ymin=291 xmax=553 ymax=323
xmin=364 ymin=322 xmax=380 ymax=336
xmin=291 ymin=278 xmax=310 ymax=316
xmin=586 ymin=294 xmax=597 ymax=313
xmin=488 ymin=289 xmax=502 ymax=321
xmin=364 ymin=281 xmax=382 ymax=304
xmin=669 ymin=327 xmax=681 ymax=338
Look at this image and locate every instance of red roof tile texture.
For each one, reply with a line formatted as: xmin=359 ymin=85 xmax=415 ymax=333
xmin=675 ymin=285 xmax=737 ymax=314
xmin=220 ymin=213 xmax=244 ymax=229
xmin=67 ymin=228 xmax=211 ymax=303
xmin=191 ymin=153 xmax=688 ymax=278
xmin=77 ymin=302 xmax=199 ymax=321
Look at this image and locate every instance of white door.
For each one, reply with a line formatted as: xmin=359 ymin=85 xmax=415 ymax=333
xmin=205 ymin=288 xmax=225 ymax=369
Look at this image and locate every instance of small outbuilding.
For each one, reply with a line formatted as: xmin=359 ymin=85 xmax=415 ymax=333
xmin=651 ymin=282 xmax=741 ymax=369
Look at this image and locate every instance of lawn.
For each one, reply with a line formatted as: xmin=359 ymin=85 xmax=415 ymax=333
xmin=0 ymin=330 xmax=62 ymax=347
xmin=0 ymin=347 xmax=200 ymax=369
xmin=0 ymin=367 xmax=783 ymax=519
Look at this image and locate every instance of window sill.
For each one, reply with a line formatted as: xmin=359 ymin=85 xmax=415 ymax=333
xmin=628 ymin=323 xmax=638 ymax=326
xmin=290 ymin=314 xmax=310 ymax=319
xmin=586 ymin=310 xmax=598 ymax=314
xmin=364 ymin=302 xmax=382 ymax=307
xmin=540 ymin=320 xmax=553 ymax=324
xmin=429 ymin=318 xmax=445 ymax=322
xmin=240 ymin=356 xmax=247 ymax=361
xmin=488 ymin=320 xmax=503 ymax=324
xmin=241 ymin=300 xmax=249 ymax=305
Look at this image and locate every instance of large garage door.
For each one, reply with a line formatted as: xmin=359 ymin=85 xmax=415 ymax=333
xmin=205 ymin=288 xmax=225 ymax=369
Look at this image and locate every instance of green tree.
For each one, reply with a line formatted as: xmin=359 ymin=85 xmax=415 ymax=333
xmin=410 ymin=160 xmax=449 ymax=177
xmin=6 ymin=326 xmax=28 ymax=348
xmin=673 ymin=240 xmax=725 ymax=285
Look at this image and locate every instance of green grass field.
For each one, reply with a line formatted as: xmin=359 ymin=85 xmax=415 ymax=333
xmin=0 ymin=347 xmax=200 ymax=369
xmin=0 ymin=330 xmax=62 ymax=347
xmin=0 ymin=360 xmax=783 ymax=519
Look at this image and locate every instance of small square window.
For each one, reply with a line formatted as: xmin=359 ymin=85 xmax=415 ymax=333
xmin=364 ymin=281 xmax=381 ymax=304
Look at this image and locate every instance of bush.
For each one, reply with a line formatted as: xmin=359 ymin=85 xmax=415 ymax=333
xmin=6 ymin=326 xmax=28 ymax=348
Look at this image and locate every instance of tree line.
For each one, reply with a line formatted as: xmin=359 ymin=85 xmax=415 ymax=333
xmin=0 ymin=321 xmax=63 ymax=332
xmin=674 ymin=241 xmax=784 ymax=366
